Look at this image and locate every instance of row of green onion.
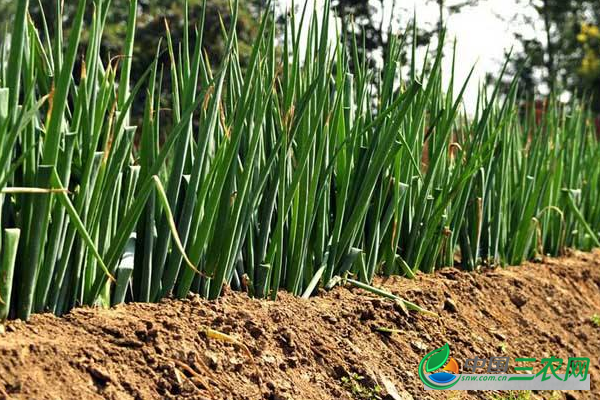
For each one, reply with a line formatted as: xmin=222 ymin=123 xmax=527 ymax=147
xmin=0 ymin=0 xmax=599 ymax=320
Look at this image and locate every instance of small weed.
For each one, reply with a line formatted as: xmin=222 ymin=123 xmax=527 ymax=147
xmin=547 ymin=391 xmax=562 ymax=400
xmin=489 ymin=391 xmax=532 ymax=400
xmin=498 ymin=342 xmax=508 ymax=354
xmin=340 ymin=373 xmax=383 ymax=400
xmin=590 ymin=314 xmax=600 ymax=327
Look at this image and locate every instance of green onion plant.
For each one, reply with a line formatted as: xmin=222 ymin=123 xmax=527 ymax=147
xmin=0 ymin=0 xmax=599 ymax=320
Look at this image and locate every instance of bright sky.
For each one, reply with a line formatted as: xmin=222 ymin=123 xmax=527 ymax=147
xmin=405 ymin=0 xmax=543 ymax=108
xmin=281 ymin=0 xmax=546 ymax=110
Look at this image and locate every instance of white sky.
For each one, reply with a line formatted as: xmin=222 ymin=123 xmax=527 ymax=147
xmin=405 ymin=0 xmax=543 ymax=107
xmin=280 ymin=0 xmax=547 ymax=110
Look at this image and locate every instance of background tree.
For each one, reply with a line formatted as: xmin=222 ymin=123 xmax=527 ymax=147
xmin=0 ymin=0 xmax=259 ymax=81
xmin=331 ymin=0 xmax=481 ymax=70
xmin=331 ymin=0 xmax=389 ymax=68
xmin=1 ymin=0 xmax=259 ymax=126
xmin=501 ymin=0 xmax=600 ymax=111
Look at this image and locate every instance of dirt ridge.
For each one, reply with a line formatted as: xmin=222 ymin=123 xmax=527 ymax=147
xmin=1 ymin=250 xmax=600 ymax=400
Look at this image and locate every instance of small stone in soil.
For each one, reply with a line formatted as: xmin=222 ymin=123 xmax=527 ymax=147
xmin=411 ymin=341 xmax=428 ymax=352
xmin=443 ymin=298 xmax=458 ymax=313
xmin=88 ymin=365 xmax=112 ymax=384
xmin=508 ymin=291 xmax=527 ymax=308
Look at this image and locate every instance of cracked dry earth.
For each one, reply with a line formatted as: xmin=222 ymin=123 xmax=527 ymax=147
xmin=1 ymin=250 xmax=600 ymax=400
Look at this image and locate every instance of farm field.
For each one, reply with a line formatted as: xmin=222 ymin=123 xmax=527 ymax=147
xmin=1 ymin=250 xmax=599 ymax=400
xmin=2 ymin=0 xmax=600 ymax=398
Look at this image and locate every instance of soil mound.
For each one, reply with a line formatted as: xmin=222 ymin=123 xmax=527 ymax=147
xmin=1 ymin=251 xmax=600 ymax=400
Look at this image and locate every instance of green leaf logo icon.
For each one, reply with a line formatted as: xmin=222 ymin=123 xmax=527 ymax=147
xmin=425 ymin=343 xmax=450 ymax=372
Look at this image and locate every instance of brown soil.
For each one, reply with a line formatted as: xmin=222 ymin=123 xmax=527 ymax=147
xmin=1 ymin=250 xmax=600 ymax=400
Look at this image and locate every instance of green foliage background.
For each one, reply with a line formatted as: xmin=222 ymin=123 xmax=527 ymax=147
xmin=1 ymin=0 xmax=259 ymax=77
